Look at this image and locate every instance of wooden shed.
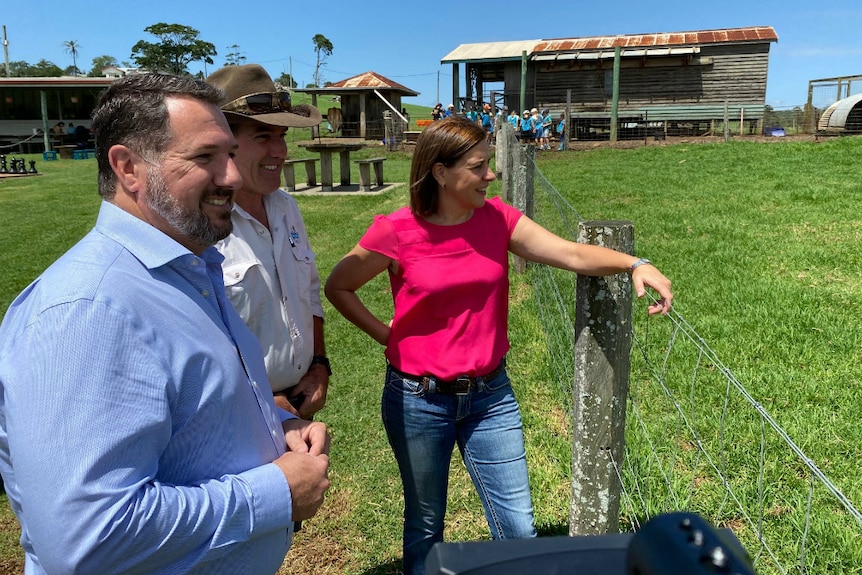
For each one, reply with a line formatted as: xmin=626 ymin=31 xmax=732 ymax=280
xmin=296 ymin=71 xmax=418 ymax=140
xmin=440 ymin=26 xmax=779 ymax=138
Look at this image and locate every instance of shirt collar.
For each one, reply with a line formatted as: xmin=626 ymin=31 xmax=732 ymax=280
xmin=95 ymin=201 xmax=224 ymax=269
xmin=231 ymin=189 xmax=287 ymax=222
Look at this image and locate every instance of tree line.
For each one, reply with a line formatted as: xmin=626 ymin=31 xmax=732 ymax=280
xmin=2 ymin=23 xmax=334 ymax=88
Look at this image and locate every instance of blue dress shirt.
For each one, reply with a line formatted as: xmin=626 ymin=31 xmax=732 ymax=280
xmin=0 ymin=202 xmax=296 ymax=574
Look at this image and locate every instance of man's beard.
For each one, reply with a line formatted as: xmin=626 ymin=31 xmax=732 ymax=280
xmin=144 ymin=166 xmax=232 ymax=248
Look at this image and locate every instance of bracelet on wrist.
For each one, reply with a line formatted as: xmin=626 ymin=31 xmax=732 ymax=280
xmin=629 ymin=258 xmax=652 ymax=273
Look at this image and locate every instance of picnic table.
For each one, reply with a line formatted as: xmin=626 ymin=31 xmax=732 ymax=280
xmin=297 ymin=141 xmax=365 ymax=192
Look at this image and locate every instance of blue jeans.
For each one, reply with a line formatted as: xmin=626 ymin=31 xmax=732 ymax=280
xmin=382 ymin=363 xmax=537 ymax=575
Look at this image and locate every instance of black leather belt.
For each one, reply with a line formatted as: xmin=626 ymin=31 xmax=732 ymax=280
xmin=395 ymin=359 xmax=506 ymax=395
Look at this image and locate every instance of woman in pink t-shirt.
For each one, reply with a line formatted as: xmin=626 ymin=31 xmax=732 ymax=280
xmin=325 ymin=117 xmax=673 ymax=575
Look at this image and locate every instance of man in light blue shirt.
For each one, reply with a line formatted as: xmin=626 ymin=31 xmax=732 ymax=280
xmin=0 ymin=73 xmax=330 ymax=574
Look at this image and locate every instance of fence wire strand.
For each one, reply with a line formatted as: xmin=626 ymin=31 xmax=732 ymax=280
xmin=522 ymin=151 xmax=862 ymax=574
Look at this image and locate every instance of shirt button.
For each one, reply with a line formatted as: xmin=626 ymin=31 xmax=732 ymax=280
xmin=234 ymin=272 xmax=240 ymax=279
xmin=201 ymin=290 xmax=209 ymax=297
xmin=190 ymin=259 xmax=199 ymax=266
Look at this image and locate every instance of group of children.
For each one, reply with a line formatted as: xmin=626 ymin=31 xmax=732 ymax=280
xmin=432 ymin=103 xmax=567 ymax=150
xmin=507 ymin=107 xmax=566 ymax=150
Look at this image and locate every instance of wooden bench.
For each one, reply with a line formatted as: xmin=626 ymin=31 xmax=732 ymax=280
xmin=282 ymin=158 xmax=318 ymax=192
xmin=354 ymin=157 xmax=386 ymax=191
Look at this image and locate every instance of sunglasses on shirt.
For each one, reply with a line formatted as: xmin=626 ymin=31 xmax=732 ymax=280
xmin=222 ymin=92 xmax=292 ymax=116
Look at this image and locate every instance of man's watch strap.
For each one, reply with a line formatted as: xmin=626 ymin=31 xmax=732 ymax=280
xmin=310 ymin=355 xmax=332 ymax=376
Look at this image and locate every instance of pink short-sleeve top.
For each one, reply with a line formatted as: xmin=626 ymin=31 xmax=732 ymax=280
xmin=359 ymin=196 xmax=523 ymax=380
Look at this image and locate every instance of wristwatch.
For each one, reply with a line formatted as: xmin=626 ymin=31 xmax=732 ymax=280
xmin=310 ymin=355 xmax=332 ymax=376
xmin=629 ymin=258 xmax=652 ymax=273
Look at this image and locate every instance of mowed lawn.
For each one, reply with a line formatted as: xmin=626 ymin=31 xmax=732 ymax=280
xmin=0 ymin=134 xmax=860 ymax=574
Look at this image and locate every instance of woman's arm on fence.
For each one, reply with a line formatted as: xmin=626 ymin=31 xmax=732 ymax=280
xmin=509 ymin=215 xmax=673 ymax=314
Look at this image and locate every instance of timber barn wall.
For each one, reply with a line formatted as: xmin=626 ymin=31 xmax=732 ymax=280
xmin=533 ymin=42 xmax=771 ymax=116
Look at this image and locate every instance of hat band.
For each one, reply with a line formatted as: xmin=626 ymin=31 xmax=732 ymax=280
xmin=222 ymin=91 xmax=292 ymax=116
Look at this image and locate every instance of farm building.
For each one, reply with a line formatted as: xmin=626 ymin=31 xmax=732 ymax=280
xmin=296 ymin=71 xmax=418 ymax=140
xmin=0 ymin=76 xmax=115 ymax=153
xmin=440 ymin=26 xmax=778 ymax=139
xmin=817 ymin=93 xmax=862 ymax=135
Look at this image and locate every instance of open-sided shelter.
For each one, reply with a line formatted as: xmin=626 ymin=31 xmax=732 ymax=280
xmin=295 ymin=71 xmax=418 ymax=140
xmin=0 ymin=76 xmax=115 ymax=153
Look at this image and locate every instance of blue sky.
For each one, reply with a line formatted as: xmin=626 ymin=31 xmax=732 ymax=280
xmin=4 ymin=0 xmax=860 ymax=109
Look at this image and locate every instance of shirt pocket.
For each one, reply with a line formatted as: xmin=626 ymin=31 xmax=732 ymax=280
xmin=289 ymin=244 xmax=315 ymax=266
xmin=222 ymin=261 xmax=269 ymax=325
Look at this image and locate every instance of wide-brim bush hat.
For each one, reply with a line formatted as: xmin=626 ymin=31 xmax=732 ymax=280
xmin=206 ymin=64 xmax=322 ymax=128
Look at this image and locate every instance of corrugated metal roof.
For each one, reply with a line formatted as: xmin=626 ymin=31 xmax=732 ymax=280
xmin=326 ymin=71 xmax=418 ymax=96
xmin=440 ymin=40 xmax=542 ymax=64
xmin=534 ymin=26 xmax=777 ymax=52
xmin=441 ymin=26 xmax=777 ymax=64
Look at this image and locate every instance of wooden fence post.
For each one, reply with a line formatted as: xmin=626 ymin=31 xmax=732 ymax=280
xmin=511 ymin=144 xmax=534 ymax=274
xmin=570 ymin=220 xmax=635 ymax=536
xmin=496 ymin=122 xmax=511 ymax=189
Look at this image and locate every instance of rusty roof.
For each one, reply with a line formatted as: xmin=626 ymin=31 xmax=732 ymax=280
xmin=326 ymin=71 xmax=418 ymax=96
xmin=534 ymin=26 xmax=778 ymax=53
xmin=441 ymin=26 xmax=778 ymax=64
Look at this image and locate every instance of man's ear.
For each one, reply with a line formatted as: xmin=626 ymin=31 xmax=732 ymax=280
xmin=108 ymin=145 xmax=146 ymax=195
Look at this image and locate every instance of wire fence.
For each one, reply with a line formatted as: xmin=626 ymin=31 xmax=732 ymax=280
xmin=525 ymin=154 xmax=862 ymax=574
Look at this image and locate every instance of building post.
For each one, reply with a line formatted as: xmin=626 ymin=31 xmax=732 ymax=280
xmin=520 ymin=51 xmax=527 ymax=116
xmin=452 ymin=62 xmax=460 ymax=109
xmin=40 ymin=90 xmax=50 ymax=152
xmin=359 ymin=93 xmax=367 ymax=139
xmin=610 ymin=47 xmax=621 ymax=142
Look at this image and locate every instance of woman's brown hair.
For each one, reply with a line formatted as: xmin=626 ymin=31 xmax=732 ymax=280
xmin=409 ymin=117 xmax=486 ymax=217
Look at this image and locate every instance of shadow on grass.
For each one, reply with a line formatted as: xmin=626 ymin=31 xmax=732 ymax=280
xmin=358 ymin=558 xmax=402 ymax=575
xmin=537 ymin=521 xmax=569 ymax=537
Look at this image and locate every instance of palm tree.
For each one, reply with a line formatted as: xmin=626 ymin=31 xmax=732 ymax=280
xmin=63 ymin=40 xmax=82 ymax=76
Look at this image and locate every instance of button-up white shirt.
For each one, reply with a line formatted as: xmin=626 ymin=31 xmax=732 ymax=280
xmin=217 ymin=190 xmax=323 ymax=392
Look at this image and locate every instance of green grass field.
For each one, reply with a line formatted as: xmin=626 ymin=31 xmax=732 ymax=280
xmin=0 ymin=134 xmax=860 ymax=574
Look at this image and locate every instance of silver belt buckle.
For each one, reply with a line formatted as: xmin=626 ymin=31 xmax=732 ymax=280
xmin=455 ymin=375 xmax=473 ymax=395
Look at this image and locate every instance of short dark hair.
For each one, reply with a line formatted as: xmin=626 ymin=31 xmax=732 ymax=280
xmin=92 ymin=73 xmax=224 ymax=199
xmin=409 ymin=117 xmax=486 ymax=217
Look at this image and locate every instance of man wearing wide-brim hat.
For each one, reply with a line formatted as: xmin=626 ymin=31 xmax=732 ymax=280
xmin=207 ymin=64 xmax=330 ymax=421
